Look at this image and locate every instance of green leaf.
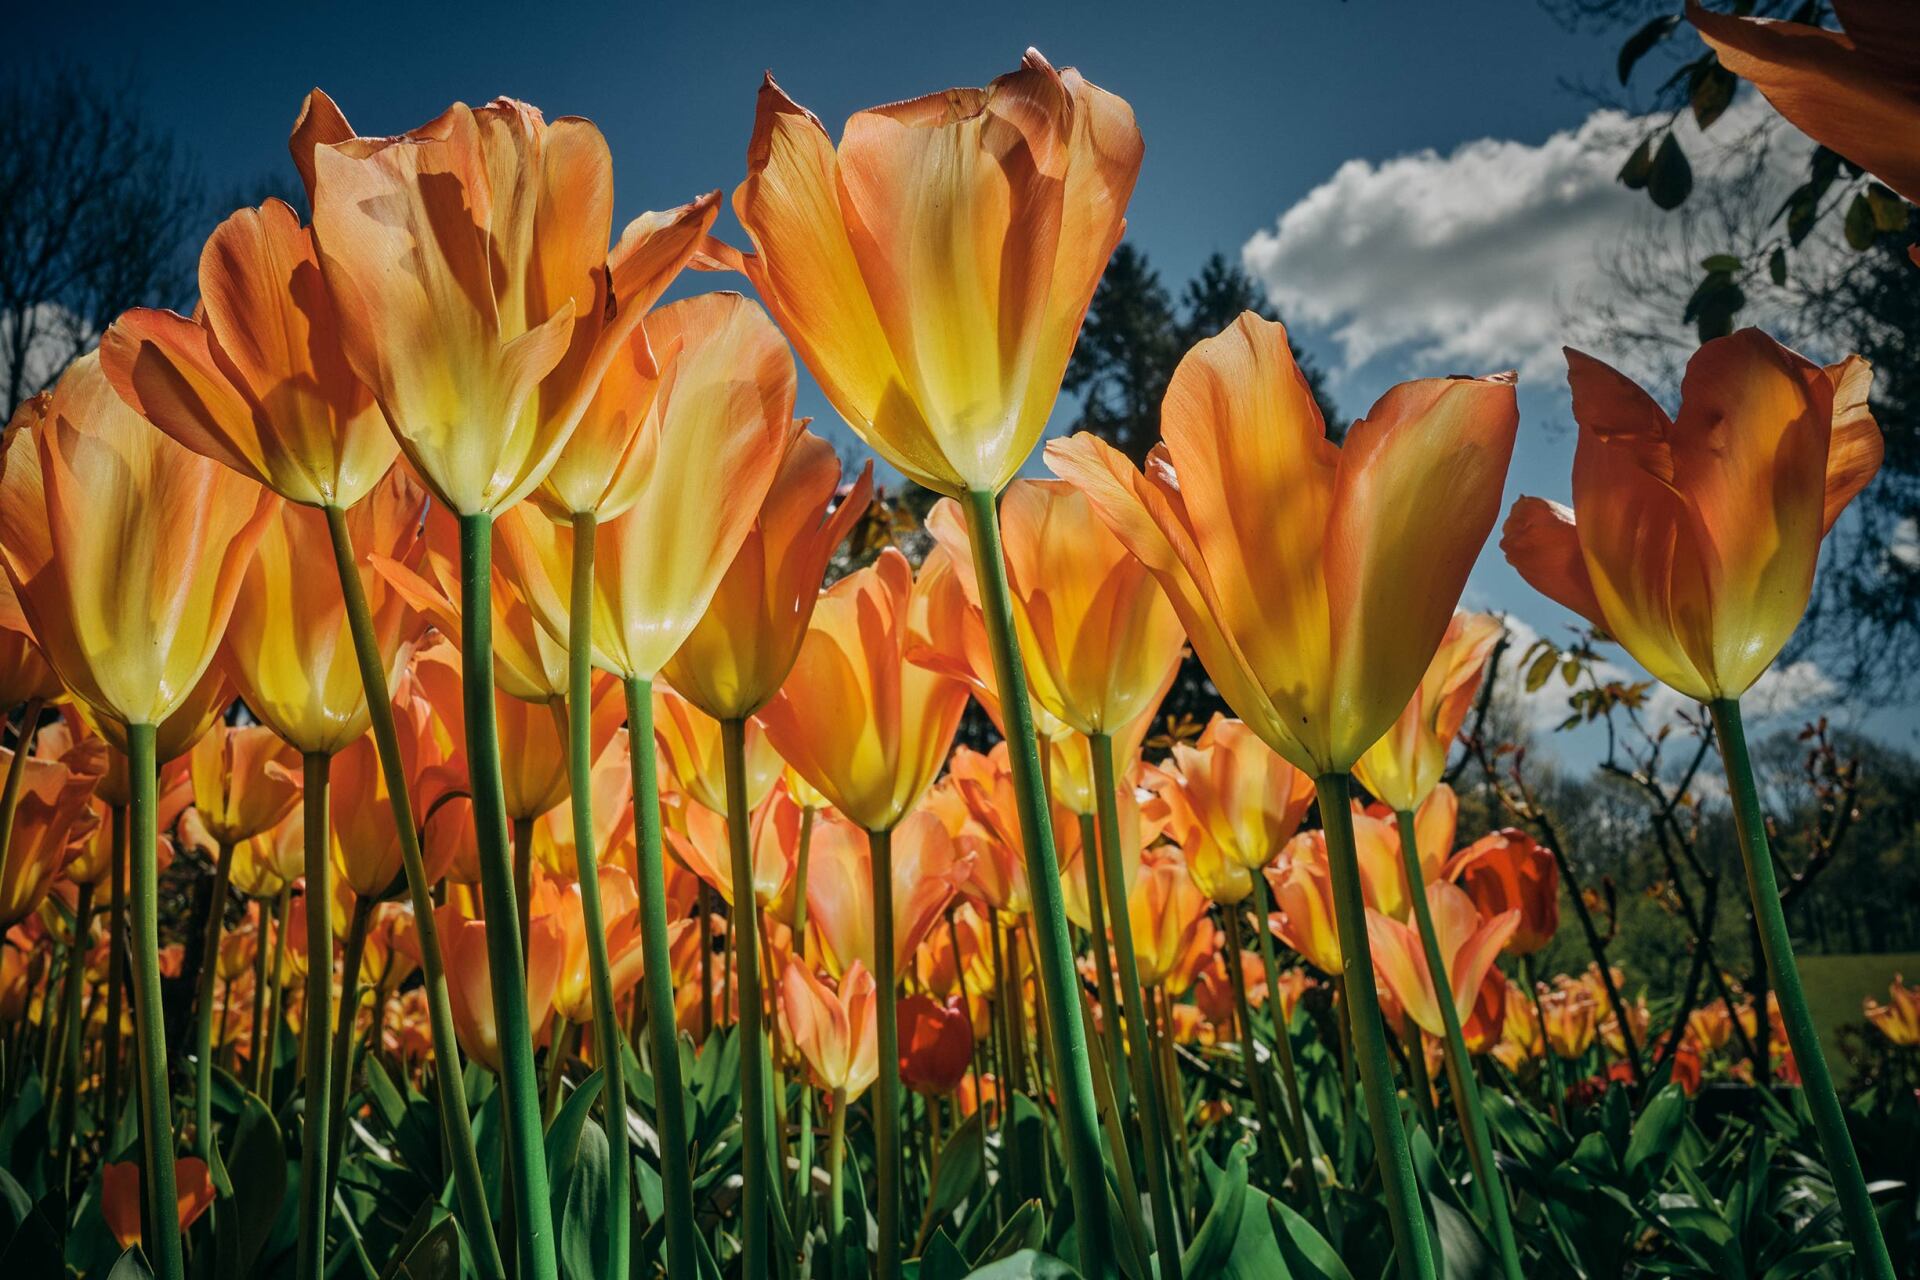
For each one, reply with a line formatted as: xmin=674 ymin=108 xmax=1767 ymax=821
xmin=1758 ymin=1242 xmax=1852 ymax=1280
xmin=1689 ymin=62 xmax=1737 ymax=129
xmin=1768 ymin=247 xmax=1788 ymax=286
xmin=1699 ymin=254 xmax=1741 ymax=275
xmin=974 ymin=1200 xmax=1045 ymax=1265
xmin=1524 ymin=648 xmax=1558 ymax=693
xmin=383 ymin=1213 xmax=460 ymax=1280
xmin=965 ymin=1250 xmax=1081 ymax=1279
xmin=1624 ymin=1085 xmax=1686 ymax=1195
xmin=107 ymin=1247 xmax=155 ymax=1280
xmin=1618 ymin=137 xmax=1654 ymax=191
xmin=917 ymin=1228 xmax=971 ymax=1280
xmin=1865 ymin=182 xmax=1908 ymax=231
xmin=215 ymin=1090 xmax=287 ymax=1280
xmin=1268 ymin=1198 xmax=1355 ymax=1280
xmin=0 ymin=1187 xmax=62 ymax=1275
xmin=1616 ymin=15 xmax=1679 ymax=85
xmin=1180 ymin=1141 xmax=1248 ymax=1275
xmin=1649 ymin=134 xmax=1693 ymax=211
xmin=546 ymin=1071 xmax=610 ymax=1280
xmin=924 ymin=1110 xmax=985 ymax=1228
xmin=1845 ymin=193 xmax=1878 ymax=250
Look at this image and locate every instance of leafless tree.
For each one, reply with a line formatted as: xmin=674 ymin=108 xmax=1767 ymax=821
xmin=0 ymin=64 xmax=204 ymax=413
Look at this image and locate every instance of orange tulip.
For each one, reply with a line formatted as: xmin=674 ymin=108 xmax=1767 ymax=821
xmin=1352 ymin=612 xmax=1501 ymax=813
xmin=805 ymin=808 xmax=966 ymax=980
xmin=1864 ymin=975 xmax=1920 ymax=1048
xmin=1056 ymin=778 xmax=1157 ymax=933
xmin=1689 ymin=0 xmax=1920 ymax=205
xmin=532 ymin=728 xmax=635 ymax=882
xmin=102 ymin=1156 xmax=216 ymax=1249
xmin=662 ymin=427 xmax=873 ymax=719
xmin=914 ymin=898 xmax=996 ymax=1006
xmin=329 ymin=733 xmax=408 ymax=899
xmin=663 ymin=783 xmax=801 ymax=913
xmin=906 ymin=544 xmax=1073 ymax=746
xmin=0 ymin=353 xmax=276 ymax=740
xmin=1263 ymin=846 xmax=1343 ymax=976
xmin=729 ymin=50 xmax=1142 ymax=497
xmin=1128 ymin=847 xmax=1212 ymax=988
xmin=652 ymin=687 xmax=781 ymax=816
xmin=1047 ymin=703 xmax=1160 ymax=818
xmin=1148 ymin=714 xmax=1316 ymax=876
xmin=1049 ymin=315 xmax=1518 ymax=775
xmin=498 ymin=293 xmax=795 ymax=684
xmin=1446 ymin=828 xmax=1559 ymax=956
xmin=99 ymin=198 xmax=395 ymax=510
xmin=780 ymin=958 xmax=880 ymax=1100
xmin=1540 ymin=983 xmax=1598 ymax=1060
xmin=1365 ymin=882 xmax=1518 ymax=1040
xmin=926 ymin=481 xmax=1184 ymax=735
xmin=186 ymin=722 xmax=302 ymax=848
xmin=231 ymin=805 xmax=304 ymax=900
xmin=1491 ymin=978 xmax=1544 ymax=1075
xmin=897 ymin=993 xmax=974 ymax=1096
xmin=947 ymin=744 xmax=1032 ymax=916
xmin=0 ymin=729 xmax=106 ymax=927
xmin=760 ymin=549 xmax=969 ymax=833
xmin=299 ymin=90 xmax=718 ymax=516
xmin=89 ymin=673 xmax=235 ymax=801
xmin=1462 ymin=965 xmax=1510 ymax=1055
xmin=0 ymin=574 xmax=61 ymax=707
xmin=437 ymin=900 xmax=564 ymax=1072
xmin=220 ymin=469 xmax=425 ymax=755
xmin=1503 ymin=332 xmax=1881 ymax=702
xmin=550 ymin=866 xmax=647 ymax=1025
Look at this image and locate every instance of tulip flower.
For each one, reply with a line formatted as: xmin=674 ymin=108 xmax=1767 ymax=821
xmin=0 ymin=352 xmax=273 ymax=1280
xmin=1540 ymin=985 xmax=1598 ymax=1061
xmin=652 ymin=687 xmax=781 ymax=816
xmin=1366 ymin=884 xmax=1518 ymax=1040
xmin=532 ymin=729 xmax=635 ymax=882
xmin=0 ymin=576 xmax=61 ymax=709
xmin=806 ymin=808 xmax=966 ymax=980
xmin=1353 ymin=612 xmax=1501 ymax=815
xmin=897 ymin=993 xmax=974 ymax=1096
xmin=1689 ymin=0 xmax=1920 ymax=205
xmin=947 ymin=744 xmax=1033 ymax=916
xmin=550 ymin=867 xmax=647 ymax=1026
xmin=662 ymin=427 xmax=873 ymax=721
xmin=0 ymin=731 xmax=105 ymax=928
xmin=1503 ymin=331 xmax=1891 ymax=1277
xmin=187 ymin=724 xmax=302 ymax=850
xmin=1448 ymin=829 xmax=1558 ymax=956
xmin=438 ymin=901 xmax=564 ymax=1074
xmin=1127 ymin=848 xmax=1211 ymax=988
xmin=664 ymin=784 xmax=801 ymax=914
xmin=1864 ymin=975 xmax=1920 ymax=1048
xmin=102 ymin=1157 xmax=216 ymax=1250
xmin=780 ymin=958 xmax=881 ymax=1100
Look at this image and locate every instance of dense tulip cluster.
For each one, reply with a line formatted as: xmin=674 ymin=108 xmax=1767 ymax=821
xmin=0 ymin=19 xmax=1907 ymax=1280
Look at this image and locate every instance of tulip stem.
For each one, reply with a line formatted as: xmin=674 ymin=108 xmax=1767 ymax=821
xmin=963 ymin=489 xmax=1113 ymax=1280
xmin=262 ymin=889 xmax=292 ymax=1101
xmin=1520 ymin=956 xmax=1561 ymax=1121
xmin=1248 ymin=873 xmax=1329 ymax=1232
xmin=0 ymin=697 xmax=44 ymax=856
xmin=192 ymin=840 xmax=235 ymax=1159
xmin=725 ymin=717 xmax=773 ymax=1280
xmin=456 ymin=512 xmax=559 ymax=1280
xmin=325 ymin=893 xmax=374 ymax=1212
xmin=563 ymin=512 xmax=632 ymax=1280
xmin=323 ymin=503 xmax=504 ymax=1280
xmin=827 ymin=1086 xmax=848 ymax=1280
xmin=1394 ymin=808 xmax=1524 ymax=1280
xmin=58 ymin=879 xmax=94 ymax=1188
xmin=1077 ymin=810 xmax=1129 ymax=1118
xmin=1317 ymin=774 xmax=1436 ymax=1280
xmin=867 ymin=825 xmax=904 ymax=1280
xmin=1092 ymin=732 xmax=1184 ymax=1280
xmin=104 ymin=804 xmax=128 ymax=1130
xmin=296 ymin=751 xmax=335 ymax=1280
xmin=1709 ymin=698 xmax=1894 ymax=1280
xmin=621 ymin=674 xmax=698 ymax=1279
xmin=1220 ymin=904 xmax=1285 ymax=1180
xmin=126 ymin=722 xmax=186 ymax=1280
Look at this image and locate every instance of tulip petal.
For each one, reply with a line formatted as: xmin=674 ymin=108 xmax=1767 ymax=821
xmin=1500 ymin=497 xmax=1607 ymax=632
xmin=1822 ymin=355 xmax=1884 ymax=534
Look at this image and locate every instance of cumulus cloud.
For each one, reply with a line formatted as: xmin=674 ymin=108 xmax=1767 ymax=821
xmin=1241 ymin=93 xmax=1807 ymax=384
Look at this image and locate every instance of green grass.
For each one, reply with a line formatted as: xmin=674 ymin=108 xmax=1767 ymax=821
xmin=1795 ymin=952 xmax=1920 ymax=1085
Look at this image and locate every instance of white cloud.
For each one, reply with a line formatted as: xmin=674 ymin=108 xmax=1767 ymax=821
xmin=1240 ymin=93 xmax=1808 ymax=385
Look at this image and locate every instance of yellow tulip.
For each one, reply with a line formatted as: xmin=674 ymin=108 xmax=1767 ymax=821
xmin=186 ymin=723 xmax=303 ymax=848
xmin=1352 ymin=612 xmax=1501 ymax=813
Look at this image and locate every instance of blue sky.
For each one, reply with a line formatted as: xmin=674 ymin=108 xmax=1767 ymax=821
xmin=13 ymin=0 xmax=1910 ymax=759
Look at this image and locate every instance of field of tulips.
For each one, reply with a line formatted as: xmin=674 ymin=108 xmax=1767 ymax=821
xmin=1 ymin=7 xmax=1917 ymax=1280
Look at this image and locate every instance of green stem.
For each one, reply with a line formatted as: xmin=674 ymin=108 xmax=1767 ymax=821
xmin=325 ymin=894 xmax=373 ymax=1211
xmin=1395 ymin=808 xmax=1524 ymax=1280
xmin=1249 ymin=873 xmax=1328 ymax=1230
xmin=456 ymin=512 xmax=558 ymax=1280
xmin=127 ymin=722 xmax=185 ymax=1280
xmin=791 ymin=806 xmax=815 ymax=955
xmin=726 ymin=718 xmax=772 ymax=1279
xmin=1221 ymin=903 xmax=1284 ymax=1178
xmin=296 ymin=752 xmax=334 ymax=1280
xmin=324 ymin=504 xmax=504 ymax=1279
xmin=622 ymin=674 xmax=697 ymax=1278
xmin=827 ymin=1087 xmax=848 ymax=1280
xmin=261 ymin=889 xmax=291 ymax=1101
xmin=193 ymin=841 xmax=234 ymax=1158
xmin=564 ymin=511 xmax=630 ymax=1280
xmin=1092 ymin=732 xmax=1184 ymax=1280
xmin=104 ymin=805 xmax=127 ymax=1129
xmin=542 ymin=1017 xmax=576 ymax=1125
xmin=1403 ymin=1029 xmax=1437 ymax=1136
xmin=1520 ymin=956 xmax=1561 ymax=1120
xmin=963 ymin=490 xmax=1111 ymax=1280
xmin=868 ymin=826 xmax=903 ymax=1280
xmin=58 ymin=880 xmax=94 ymax=1185
xmin=1709 ymin=698 xmax=1894 ymax=1280
xmin=1318 ymin=774 xmax=1435 ymax=1280
xmin=0 ymin=697 xmax=45 ymax=856
xmin=1077 ymin=809 xmax=1129 ymax=1119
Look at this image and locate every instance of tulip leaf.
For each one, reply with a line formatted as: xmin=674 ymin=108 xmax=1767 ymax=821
xmin=1624 ymin=1084 xmax=1686 ymax=1195
xmin=963 ymin=1249 xmax=1081 ymax=1279
xmin=917 ymin=1228 xmax=971 ymax=1280
xmin=106 ymin=1248 xmax=155 ymax=1280
xmin=1181 ymin=1140 xmax=1247 ymax=1274
xmin=974 ymin=1199 xmax=1045 ymax=1265
xmin=0 ymin=1186 xmax=62 ymax=1276
xmin=385 ymin=1212 xmax=460 ymax=1280
xmin=214 ymin=1091 xmax=287 ymax=1280
xmin=1268 ymin=1197 xmax=1355 ymax=1280
xmin=925 ymin=1110 xmax=985 ymax=1227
